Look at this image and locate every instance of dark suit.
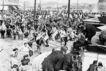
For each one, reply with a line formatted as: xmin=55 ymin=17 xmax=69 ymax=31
xmin=42 ymin=50 xmax=65 ymax=71
xmin=62 ymin=53 xmax=73 ymax=71
xmin=87 ymin=64 xmax=97 ymax=71
xmin=99 ymin=31 xmax=106 ymax=45
xmin=83 ymin=24 xmax=96 ymax=42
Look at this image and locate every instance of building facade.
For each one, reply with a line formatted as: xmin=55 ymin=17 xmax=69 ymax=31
xmin=0 ymin=0 xmax=19 ymax=10
xmin=98 ymin=0 xmax=106 ymax=12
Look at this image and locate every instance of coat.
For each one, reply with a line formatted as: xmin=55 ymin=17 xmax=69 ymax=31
xmin=62 ymin=53 xmax=73 ymax=71
xmin=87 ymin=64 xmax=97 ymax=71
xmin=42 ymin=50 xmax=65 ymax=71
xmin=83 ymin=24 xmax=96 ymax=41
xmin=99 ymin=31 xmax=106 ymax=45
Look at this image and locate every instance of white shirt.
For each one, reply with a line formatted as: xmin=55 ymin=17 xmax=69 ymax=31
xmin=44 ymin=33 xmax=49 ymax=40
xmin=60 ymin=30 xmax=66 ymax=38
xmin=22 ymin=46 xmax=29 ymax=52
xmin=97 ymin=66 xmax=106 ymax=71
xmin=11 ymin=57 xmax=19 ymax=65
xmin=1 ymin=22 xmax=6 ymax=30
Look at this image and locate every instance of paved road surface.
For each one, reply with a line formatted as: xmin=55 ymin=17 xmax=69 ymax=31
xmin=0 ymin=38 xmax=73 ymax=71
xmin=0 ymin=38 xmax=106 ymax=71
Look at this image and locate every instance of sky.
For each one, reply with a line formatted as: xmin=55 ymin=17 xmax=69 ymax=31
xmin=21 ymin=0 xmax=99 ymax=4
xmin=19 ymin=0 xmax=99 ymax=8
xmin=39 ymin=0 xmax=98 ymax=4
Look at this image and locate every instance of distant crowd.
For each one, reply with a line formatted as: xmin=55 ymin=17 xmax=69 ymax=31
xmin=0 ymin=9 xmax=106 ymax=71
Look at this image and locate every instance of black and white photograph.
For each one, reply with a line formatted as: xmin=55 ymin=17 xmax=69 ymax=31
xmin=0 ymin=0 xmax=106 ymax=71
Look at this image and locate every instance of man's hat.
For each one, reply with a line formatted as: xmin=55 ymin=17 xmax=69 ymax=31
xmin=13 ymin=48 xmax=18 ymax=51
xmin=23 ymin=54 xmax=29 ymax=58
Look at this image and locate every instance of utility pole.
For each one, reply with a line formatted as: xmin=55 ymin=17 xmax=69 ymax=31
xmin=2 ymin=0 xmax=4 ymax=20
xmin=34 ymin=0 xmax=36 ymax=21
xmin=68 ymin=0 xmax=70 ymax=19
xmin=2 ymin=0 xmax=4 ymax=10
xmin=57 ymin=2 xmax=59 ymax=12
xmin=77 ymin=0 xmax=79 ymax=12
xmin=24 ymin=1 xmax=26 ymax=11
xmin=40 ymin=0 xmax=41 ymax=10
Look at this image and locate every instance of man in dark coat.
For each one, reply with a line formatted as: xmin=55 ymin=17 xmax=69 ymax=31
xmin=6 ymin=26 xmax=12 ymax=38
xmin=99 ymin=30 xmax=106 ymax=45
xmin=62 ymin=53 xmax=73 ymax=71
xmin=42 ymin=46 xmax=68 ymax=71
xmin=87 ymin=60 xmax=97 ymax=71
xmin=62 ymin=51 xmax=83 ymax=71
xmin=83 ymin=24 xmax=96 ymax=43
xmin=0 ymin=29 xmax=5 ymax=38
xmin=73 ymin=35 xmax=88 ymax=51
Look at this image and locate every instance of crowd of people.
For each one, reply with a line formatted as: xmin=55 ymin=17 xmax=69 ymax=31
xmin=0 ymin=9 xmax=106 ymax=71
xmin=0 ymin=10 xmax=88 ymax=53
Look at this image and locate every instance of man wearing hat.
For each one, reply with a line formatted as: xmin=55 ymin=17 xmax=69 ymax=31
xmin=91 ymin=30 xmax=106 ymax=46
xmin=10 ymin=48 xmax=19 ymax=71
xmin=42 ymin=46 xmax=68 ymax=71
xmin=87 ymin=60 xmax=98 ymax=71
xmin=82 ymin=24 xmax=96 ymax=43
xmin=99 ymin=30 xmax=106 ymax=45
